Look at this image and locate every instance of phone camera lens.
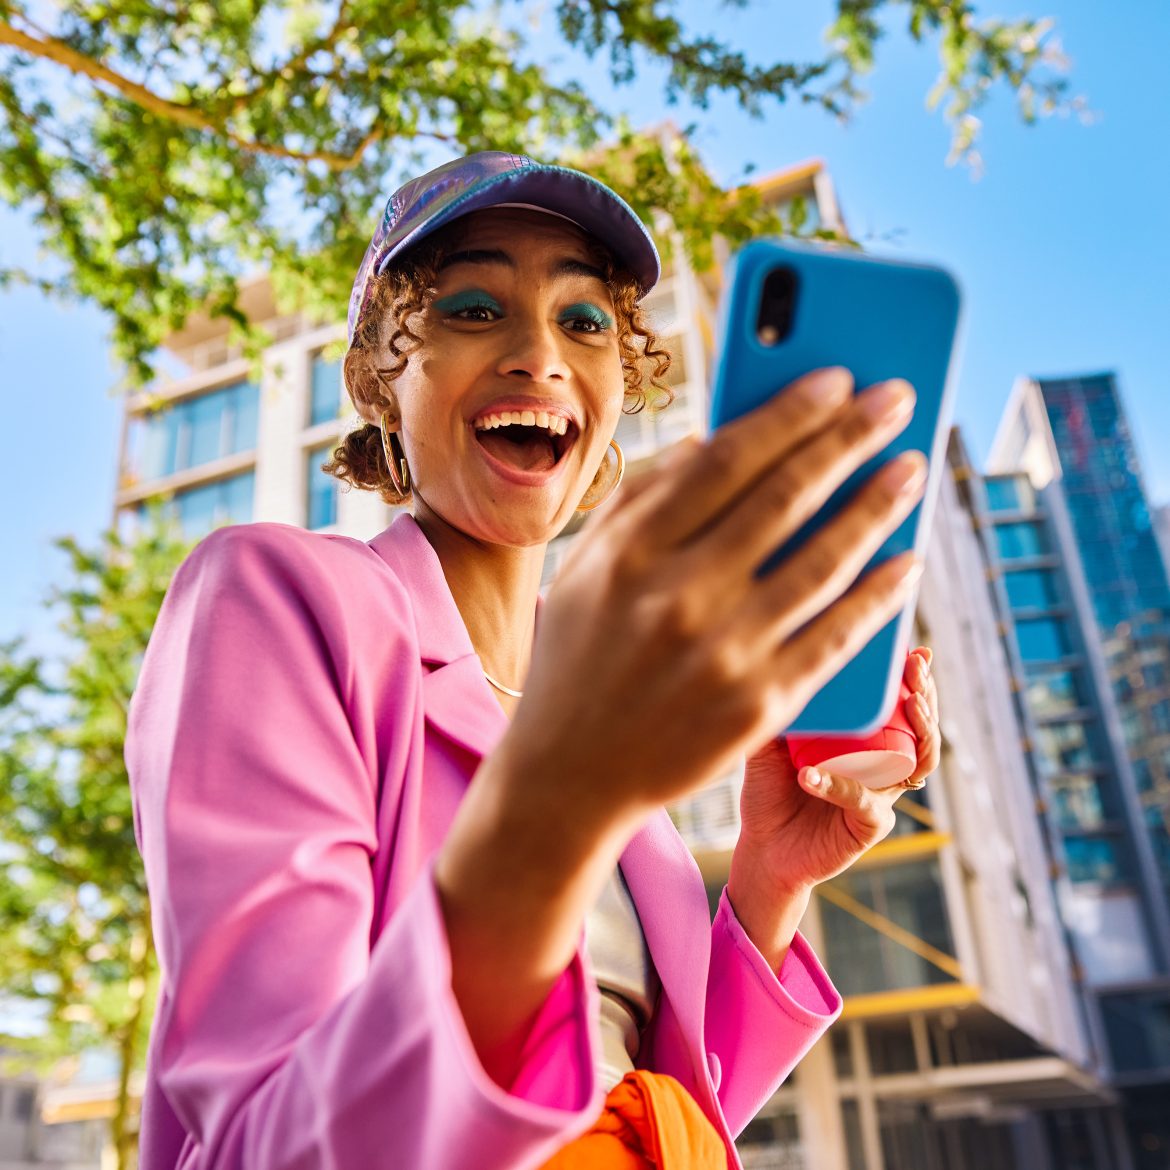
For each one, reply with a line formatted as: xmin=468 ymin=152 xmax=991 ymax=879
xmin=756 ymin=266 xmax=799 ymax=346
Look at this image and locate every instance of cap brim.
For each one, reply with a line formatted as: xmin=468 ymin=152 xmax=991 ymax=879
xmin=375 ymin=164 xmax=660 ymax=295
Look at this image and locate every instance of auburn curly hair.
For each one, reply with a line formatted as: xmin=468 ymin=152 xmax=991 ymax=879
xmin=324 ymin=217 xmax=673 ymax=505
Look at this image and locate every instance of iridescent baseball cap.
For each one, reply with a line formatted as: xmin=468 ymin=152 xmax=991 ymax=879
xmin=347 ymin=151 xmax=661 ymax=345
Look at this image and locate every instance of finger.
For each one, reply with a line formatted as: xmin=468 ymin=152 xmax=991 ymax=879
xmin=751 ymin=451 xmax=927 ymax=645
xmin=799 ymin=767 xmax=895 ymax=843
xmin=904 ymin=695 xmax=941 ymax=781
xmin=695 ymin=378 xmax=917 ymax=574
xmin=627 ymin=367 xmax=855 ymax=549
xmin=773 ymin=551 xmax=924 ymax=704
xmin=924 ymin=672 xmax=939 ymax=724
xmin=904 ymin=650 xmax=929 ymax=694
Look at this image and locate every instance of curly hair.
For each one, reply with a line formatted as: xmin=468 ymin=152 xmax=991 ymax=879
xmin=324 ymin=219 xmax=673 ymax=505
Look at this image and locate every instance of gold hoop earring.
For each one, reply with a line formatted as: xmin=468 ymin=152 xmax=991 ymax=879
xmin=577 ymin=439 xmax=625 ymax=512
xmin=379 ymin=409 xmax=411 ymax=495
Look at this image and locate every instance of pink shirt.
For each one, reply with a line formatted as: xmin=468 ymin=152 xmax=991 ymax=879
xmin=126 ymin=514 xmax=841 ymax=1170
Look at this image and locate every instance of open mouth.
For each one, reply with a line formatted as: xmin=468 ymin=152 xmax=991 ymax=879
xmin=473 ymin=411 xmax=577 ymax=475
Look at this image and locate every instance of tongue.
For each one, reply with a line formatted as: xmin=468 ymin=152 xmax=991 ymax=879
xmin=478 ymin=431 xmax=557 ymax=473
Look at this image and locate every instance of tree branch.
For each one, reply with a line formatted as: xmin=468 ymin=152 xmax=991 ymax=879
xmin=229 ymin=0 xmax=352 ymax=115
xmin=0 ymin=17 xmax=386 ymax=170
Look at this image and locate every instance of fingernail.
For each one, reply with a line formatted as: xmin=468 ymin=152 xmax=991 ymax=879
xmin=861 ymin=379 xmax=915 ymax=422
xmin=889 ymin=553 xmax=925 ymax=587
xmin=798 ymin=367 xmax=853 ymax=405
xmin=879 ymin=452 xmax=927 ymax=495
xmin=803 ymin=767 xmax=823 ymax=788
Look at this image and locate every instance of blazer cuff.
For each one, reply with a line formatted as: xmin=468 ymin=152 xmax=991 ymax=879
xmin=716 ymin=887 xmax=841 ymax=1026
xmin=419 ymin=863 xmax=603 ymax=1120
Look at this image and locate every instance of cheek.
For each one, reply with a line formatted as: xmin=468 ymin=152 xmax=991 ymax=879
xmin=589 ymin=347 xmax=627 ymax=423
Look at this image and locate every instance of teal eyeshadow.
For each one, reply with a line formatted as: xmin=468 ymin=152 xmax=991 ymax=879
xmin=560 ymin=302 xmax=614 ymax=330
xmin=433 ymin=289 xmax=503 ymax=314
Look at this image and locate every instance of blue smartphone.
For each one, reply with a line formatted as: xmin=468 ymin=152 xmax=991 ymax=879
xmin=709 ymin=238 xmax=962 ymax=736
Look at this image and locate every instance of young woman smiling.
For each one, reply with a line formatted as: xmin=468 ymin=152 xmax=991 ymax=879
xmin=127 ymin=152 xmax=941 ymax=1170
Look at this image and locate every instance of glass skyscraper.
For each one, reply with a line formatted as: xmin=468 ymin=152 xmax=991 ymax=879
xmin=989 ymin=372 xmax=1170 ymax=1165
xmin=1039 ymin=374 xmax=1170 ymax=631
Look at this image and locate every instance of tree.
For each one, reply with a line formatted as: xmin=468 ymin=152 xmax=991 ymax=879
xmin=0 ymin=0 xmax=1075 ymax=383
xmin=0 ymin=514 xmax=191 ymax=1170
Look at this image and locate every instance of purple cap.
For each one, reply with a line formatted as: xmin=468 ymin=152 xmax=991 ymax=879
xmin=347 ymin=151 xmax=661 ymax=345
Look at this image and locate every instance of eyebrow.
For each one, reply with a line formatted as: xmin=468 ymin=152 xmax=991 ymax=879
xmin=439 ymin=249 xmax=608 ymax=284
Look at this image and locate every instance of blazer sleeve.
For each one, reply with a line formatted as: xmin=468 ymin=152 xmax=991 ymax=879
xmin=704 ymin=889 xmax=842 ymax=1137
xmin=127 ymin=524 xmax=601 ymax=1170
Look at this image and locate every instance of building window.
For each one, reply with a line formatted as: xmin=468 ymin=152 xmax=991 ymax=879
xmin=309 ymin=353 xmax=342 ymax=427
xmin=1035 ymin=721 xmax=1100 ymax=773
xmin=1015 ymin=617 xmax=1074 ymax=663
xmin=994 ymin=521 xmax=1048 ymax=561
xmin=1151 ymin=700 xmax=1170 ymax=736
xmin=1004 ymin=568 xmax=1061 ymax=611
xmin=1025 ymin=666 xmax=1087 ymax=717
xmin=306 ymin=445 xmax=338 ymax=530
xmin=819 ymin=858 xmax=957 ymax=996
xmin=1100 ymin=991 xmax=1170 ymax=1073
xmin=1132 ymin=758 xmax=1154 ymax=793
xmin=1063 ymin=834 xmax=1131 ymax=885
xmin=1049 ymin=774 xmax=1108 ymax=831
xmin=128 ymin=380 xmax=259 ymax=481
xmin=985 ymin=476 xmax=1035 ymax=514
xmin=143 ymin=470 xmax=255 ymax=538
xmin=13 ymin=1085 xmax=35 ymax=1120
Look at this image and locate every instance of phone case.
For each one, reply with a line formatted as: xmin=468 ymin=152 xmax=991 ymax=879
xmin=709 ymin=238 xmax=962 ymax=736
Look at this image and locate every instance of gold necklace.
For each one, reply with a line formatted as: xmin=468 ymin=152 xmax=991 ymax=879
xmin=482 ymin=670 xmax=523 ymax=699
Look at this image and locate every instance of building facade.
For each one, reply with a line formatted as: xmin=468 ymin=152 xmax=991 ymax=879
xmin=985 ymin=373 xmax=1170 ymax=1167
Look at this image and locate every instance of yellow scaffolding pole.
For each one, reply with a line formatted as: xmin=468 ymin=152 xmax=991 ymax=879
xmin=841 ymin=983 xmax=981 ymax=1020
xmin=816 ymin=883 xmax=964 ymax=981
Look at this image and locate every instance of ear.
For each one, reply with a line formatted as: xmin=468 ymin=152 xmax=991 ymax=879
xmin=344 ymin=348 xmax=392 ymax=425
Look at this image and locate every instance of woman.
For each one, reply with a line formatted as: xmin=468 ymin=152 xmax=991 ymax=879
xmin=126 ymin=152 xmax=940 ymax=1170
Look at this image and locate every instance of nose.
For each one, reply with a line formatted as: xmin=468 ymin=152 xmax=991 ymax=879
xmin=496 ymin=313 xmax=571 ymax=383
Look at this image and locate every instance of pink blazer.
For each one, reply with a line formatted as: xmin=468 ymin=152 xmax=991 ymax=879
xmin=126 ymin=514 xmax=841 ymax=1170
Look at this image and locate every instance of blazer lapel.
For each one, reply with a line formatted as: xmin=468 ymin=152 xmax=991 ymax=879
xmin=367 ymin=514 xmax=511 ymax=765
xmin=421 ymin=655 xmax=509 ymax=762
xmin=620 ymin=807 xmax=712 ymax=1057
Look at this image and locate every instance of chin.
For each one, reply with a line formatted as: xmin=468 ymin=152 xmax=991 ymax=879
xmin=433 ymin=499 xmax=571 ymax=552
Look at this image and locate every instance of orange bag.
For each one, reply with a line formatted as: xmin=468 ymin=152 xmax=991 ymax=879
xmin=540 ymin=1070 xmax=727 ymax=1169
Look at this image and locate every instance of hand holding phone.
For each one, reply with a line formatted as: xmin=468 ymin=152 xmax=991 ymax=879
xmin=709 ymin=239 xmax=962 ymax=737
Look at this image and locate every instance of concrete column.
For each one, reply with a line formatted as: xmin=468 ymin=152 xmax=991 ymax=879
xmin=255 ymin=339 xmax=311 ymax=526
xmin=849 ymin=1022 xmax=886 ymax=1170
xmin=794 ymin=1035 xmax=849 ymax=1170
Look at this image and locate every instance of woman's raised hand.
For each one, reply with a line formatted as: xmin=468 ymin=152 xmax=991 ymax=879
xmin=507 ymin=366 xmax=926 ymax=832
xmin=434 ymin=365 xmax=926 ymax=1083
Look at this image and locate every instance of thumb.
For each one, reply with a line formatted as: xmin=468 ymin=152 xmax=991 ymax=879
xmin=799 ymin=767 xmax=895 ymax=843
xmin=797 ymin=766 xmax=867 ymax=812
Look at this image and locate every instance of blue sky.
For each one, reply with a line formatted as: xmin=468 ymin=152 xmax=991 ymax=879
xmin=1 ymin=0 xmax=1166 ymax=653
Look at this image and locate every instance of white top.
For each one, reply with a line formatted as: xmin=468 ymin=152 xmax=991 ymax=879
xmin=583 ymin=866 xmax=661 ymax=1090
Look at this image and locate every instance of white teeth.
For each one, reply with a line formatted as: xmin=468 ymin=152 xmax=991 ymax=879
xmin=473 ymin=410 xmax=572 ymax=437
